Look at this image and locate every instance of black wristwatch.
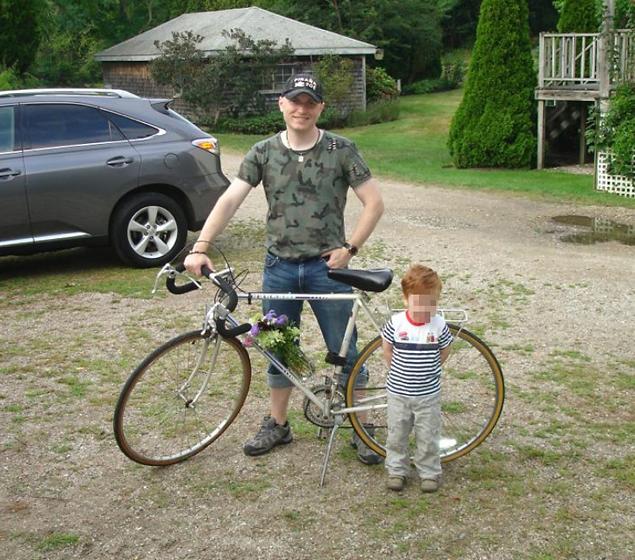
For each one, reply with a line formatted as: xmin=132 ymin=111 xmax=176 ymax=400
xmin=343 ymin=242 xmax=358 ymax=256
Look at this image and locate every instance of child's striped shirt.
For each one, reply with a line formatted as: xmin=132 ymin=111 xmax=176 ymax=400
xmin=380 ymin=311 xmax=453 ymax=397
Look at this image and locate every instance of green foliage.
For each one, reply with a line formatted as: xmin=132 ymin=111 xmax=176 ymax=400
xmin=557 ymin=0 xmax=600 ymax=32
xmin=595 ymin=83 xmax=635 ymax=178
xmin=0 ymin=0 xmax=42 ymax=73
xmin=313 ymin=54 xmax=355 ymax=110
xmin=402 ymin=78 xmax=455 ymax=95
xmin=365 ymin=67 xmax=399 ymax=102
xmin=151 ymin=29 xmax=293 ymax=122
xmin=0 ymin=65 xmax=41 ymax=90
xmin=214 ymin=99 xmax=400 ymax=134
xmin=448 ymin=0 xmax=537 ymax=169
xmin=345 ymin=99 xmax=401 ymax=127
xmin=440 ymin=50 xmax=467 ymax=86
xmin=0 ymin=67 xmax=23 ymax=90
xmin=215 ymin=111 xmax=285 ymax=134
xmin=150 ymin=31 xmax=206 ymax=93
xmin=245 ymin=310 xmax=309 ymax=373
xmin=268 ymin=0 xmax=444 ymax=84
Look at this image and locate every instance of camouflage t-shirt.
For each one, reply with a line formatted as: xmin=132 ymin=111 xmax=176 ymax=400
xmin=237 ymin=130 xmax=372 ymax=260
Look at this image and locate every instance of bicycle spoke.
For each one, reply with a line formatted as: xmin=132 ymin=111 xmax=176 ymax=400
xmin=346 ymin=327 xmax=504 ymax=462
xmin=114 ymin=332 xmax=251 ymax=466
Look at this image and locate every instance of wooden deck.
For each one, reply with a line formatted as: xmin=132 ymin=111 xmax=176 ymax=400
xmin=535 ymin=31 xmax=633 ymax=102
xmin=535 ymin=30 xmax=634 ymax=168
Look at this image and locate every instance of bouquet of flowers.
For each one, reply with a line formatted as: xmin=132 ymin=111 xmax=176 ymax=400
xmin=243 ymin=310 xmax=310 ymax=373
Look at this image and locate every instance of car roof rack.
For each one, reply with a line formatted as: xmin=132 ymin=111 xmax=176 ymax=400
xmin=0 ymin=88 xmax=139 ymax=99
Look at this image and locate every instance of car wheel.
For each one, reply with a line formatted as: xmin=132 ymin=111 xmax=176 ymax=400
xmin=112 ymin=193 xmax=188 ymax=268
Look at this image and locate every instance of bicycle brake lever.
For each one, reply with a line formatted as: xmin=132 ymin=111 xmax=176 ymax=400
xmin=152 ymin=263 xmax=174 ymax=294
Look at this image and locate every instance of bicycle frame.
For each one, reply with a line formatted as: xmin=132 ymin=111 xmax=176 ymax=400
xmin=205 ymin=289 xmax=388 ymax=418
xmin=202 ymin=286 xmax=469 ymax=420
xmin=115 ymin=264 xmax=499 ymax=488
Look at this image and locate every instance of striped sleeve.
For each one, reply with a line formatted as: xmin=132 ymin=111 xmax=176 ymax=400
xmin=381 ymin=318 xmax=395 ymax=344
xmin=439 ymin=323 xmax=453 ymax=349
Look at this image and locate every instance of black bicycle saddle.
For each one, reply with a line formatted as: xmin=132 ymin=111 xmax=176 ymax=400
xmin=327 ymin=268 xmax=393 ymax=292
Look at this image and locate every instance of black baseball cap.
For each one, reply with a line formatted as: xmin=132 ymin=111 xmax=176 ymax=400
xmin=282 ymin=73 xmax=324 ymax=102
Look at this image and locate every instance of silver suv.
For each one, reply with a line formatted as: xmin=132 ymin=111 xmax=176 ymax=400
xmin=0 ymin=89 xmax=229 ymax=267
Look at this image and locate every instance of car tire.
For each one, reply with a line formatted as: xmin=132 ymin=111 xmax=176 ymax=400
xmin=111 ymin=193 xmax=188 ymax=268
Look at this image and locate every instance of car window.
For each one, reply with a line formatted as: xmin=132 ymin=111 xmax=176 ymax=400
xmin=106 ymin=112 xmax=159 ymax=140
xmin=24 ymin=104 xmax=124 ymax=149
xmin=0 ymin=106 xmax=17 ymax=152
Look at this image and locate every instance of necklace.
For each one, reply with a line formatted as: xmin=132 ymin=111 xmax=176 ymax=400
xmin=285 ymin=129 xmax=321 ymax=162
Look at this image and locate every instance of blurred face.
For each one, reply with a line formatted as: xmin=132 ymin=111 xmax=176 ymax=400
xmin=279 ymin=93 xmax=324 ymax=132
xmin=404 ymin=292 xmax=438 ymax=324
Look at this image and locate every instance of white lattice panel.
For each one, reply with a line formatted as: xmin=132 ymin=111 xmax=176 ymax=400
xmin=596 ymin=151 xmax=635 ymax=198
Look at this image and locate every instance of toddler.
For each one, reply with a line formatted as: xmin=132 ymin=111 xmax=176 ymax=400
xmin=380 ymin=264 xmax=453 ymax=492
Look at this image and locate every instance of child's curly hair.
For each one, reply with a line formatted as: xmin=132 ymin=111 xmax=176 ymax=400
xmin=401 ymin=264 xmax=442 ymax=297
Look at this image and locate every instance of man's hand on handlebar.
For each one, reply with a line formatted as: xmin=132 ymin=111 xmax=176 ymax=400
xmin=184 ymin=252 xmax=214 ymax=277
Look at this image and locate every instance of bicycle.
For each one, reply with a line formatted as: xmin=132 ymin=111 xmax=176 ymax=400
xmin=113 ymin=262 xmax=505 ymax=486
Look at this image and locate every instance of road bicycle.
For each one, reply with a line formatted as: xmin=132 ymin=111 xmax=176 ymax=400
xmin=114 ymin=262 xmax=505 ymax=486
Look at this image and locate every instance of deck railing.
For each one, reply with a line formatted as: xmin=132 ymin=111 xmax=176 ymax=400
xmin=538 ymin=31 xmax=634 ymax=90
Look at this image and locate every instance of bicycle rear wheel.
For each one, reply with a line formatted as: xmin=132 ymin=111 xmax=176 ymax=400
xmin=114 ymin=331 xmax=251 ymax=466
xmin=346 ymin=325 xmax=504 ymax=462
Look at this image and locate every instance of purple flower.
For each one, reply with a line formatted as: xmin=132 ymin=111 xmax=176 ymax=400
xmin=275 ymin=314 xmax=288 ymax=327
xmin=250 ymin=324 xmax=260 ymax=336
xmin=264 ymin=310 xmax=277 ymax=321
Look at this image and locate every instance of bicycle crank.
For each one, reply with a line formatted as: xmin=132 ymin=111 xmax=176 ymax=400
xmin=302 ymin=384 xmax=345 ymax=428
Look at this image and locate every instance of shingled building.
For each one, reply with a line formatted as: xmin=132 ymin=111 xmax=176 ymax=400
xmin=95 ymin=7 xmax=377 ymax=113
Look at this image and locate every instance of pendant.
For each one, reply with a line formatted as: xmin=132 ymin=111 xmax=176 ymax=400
xmin=298 ymin=154 xmax=304 ymax=162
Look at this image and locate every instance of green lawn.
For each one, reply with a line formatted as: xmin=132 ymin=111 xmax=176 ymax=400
xmin=217 ymin=90 xmax=635 ymax=207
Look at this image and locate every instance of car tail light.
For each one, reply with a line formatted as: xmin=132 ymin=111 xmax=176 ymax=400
xmin=192 ymin=137 xmax=219 ymax=155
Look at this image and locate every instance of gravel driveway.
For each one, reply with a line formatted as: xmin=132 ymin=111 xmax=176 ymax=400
xmin=1 ymin=152 xmax=633 ymax=560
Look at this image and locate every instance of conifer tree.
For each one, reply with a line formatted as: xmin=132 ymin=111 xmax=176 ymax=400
xmin=448 ymin=0 xmax=536 ymax=168
xmin=557 ymin=0 xmax=600 ymax=33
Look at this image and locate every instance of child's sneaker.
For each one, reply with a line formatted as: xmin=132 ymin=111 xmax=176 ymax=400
xmin=420 ymin=478 xmax=439 ymax=493
xmin=387 ymin=476 xmax=405 ymax=492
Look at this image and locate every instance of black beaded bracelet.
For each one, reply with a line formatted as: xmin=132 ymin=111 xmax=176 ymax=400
xmin=187 ymin=250 xmax=207 ymax=255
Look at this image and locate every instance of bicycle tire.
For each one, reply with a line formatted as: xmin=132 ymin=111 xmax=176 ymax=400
xmin=114 ymin=331 xmax=251 ymax=466
xmin=345 ymin=324 xmax=504 ymax=462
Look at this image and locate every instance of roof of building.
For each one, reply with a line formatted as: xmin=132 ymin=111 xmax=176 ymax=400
xmin=95 ymin=7 xmax=376 ymax=62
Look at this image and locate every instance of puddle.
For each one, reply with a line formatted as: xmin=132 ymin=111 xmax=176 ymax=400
xmin=551 ymin=215 xmax=635 ymax=246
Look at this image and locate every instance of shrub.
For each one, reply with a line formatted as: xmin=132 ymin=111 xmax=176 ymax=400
xmin=448 ymin=0 xmax=536 ymax=168
xmin=440 ymin=51 xmax=467 ymax=88
xmin=314 ymin=54 xmax=355 ymax=115
xmin=594 ymin=83 xmax=635 ymax=178
xmin=0 ymin=66 xmax=40 ymax=90
xmin=366 ymin=67 xmax=399 ymax=102
xmin=214 ymin=111 xmax=285 ymax=135
xmin=345 ymin=99 xmax=400 ymax=127
xmin=402 ymin=78 xmax=454 ymax=96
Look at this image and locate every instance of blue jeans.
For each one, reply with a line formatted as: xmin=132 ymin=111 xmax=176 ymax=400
xmin=262 ymin=252 xmax=366 ymax=389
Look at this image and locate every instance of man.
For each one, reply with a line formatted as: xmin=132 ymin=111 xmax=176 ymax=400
xmin=184 ymin=73 xmax=384 ymax=464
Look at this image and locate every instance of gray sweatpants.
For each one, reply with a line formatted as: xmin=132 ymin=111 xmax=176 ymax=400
xmin=386 ymin=392 xmax=442 ymax=479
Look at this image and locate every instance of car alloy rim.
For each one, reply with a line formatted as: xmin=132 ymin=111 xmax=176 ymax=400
xmin=127 ymin=205 xmax=179 ymax=259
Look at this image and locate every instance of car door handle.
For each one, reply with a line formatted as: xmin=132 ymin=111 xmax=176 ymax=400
xmin=0 ymin=168 xmax=21 ymax=179
xmin=106 ymin=156 xmax=134 ymax=167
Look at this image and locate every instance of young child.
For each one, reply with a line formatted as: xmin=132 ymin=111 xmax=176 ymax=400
xmin=380 ymin=264 xmax=453 ymax=493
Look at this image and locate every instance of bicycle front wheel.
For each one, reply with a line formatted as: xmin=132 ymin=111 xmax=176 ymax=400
xmin=114 ymin=331 xmax=251 ymax=466
xmin=346 ymin=325 xmax=504 ymax=462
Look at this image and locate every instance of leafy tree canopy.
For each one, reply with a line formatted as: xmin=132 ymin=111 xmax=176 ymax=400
xmin=0 ymin=0 xmax=43 ymax=73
